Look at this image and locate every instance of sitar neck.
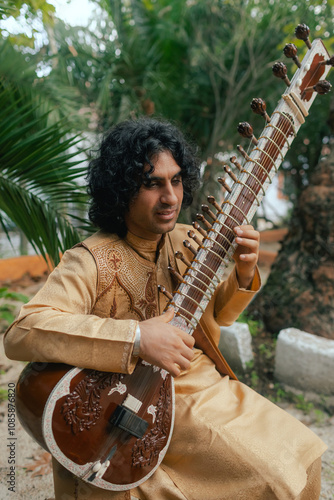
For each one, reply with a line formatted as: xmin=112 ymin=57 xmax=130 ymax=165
xmin=163 ymin=36 xmax=332 ymax=335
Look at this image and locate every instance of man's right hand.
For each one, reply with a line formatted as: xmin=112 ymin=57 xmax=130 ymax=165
xmin=138 ymin=308 xmax=195 ymax=377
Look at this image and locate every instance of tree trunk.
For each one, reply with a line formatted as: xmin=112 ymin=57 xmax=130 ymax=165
xmin=250 ymin=141 xmax=334 ymax=339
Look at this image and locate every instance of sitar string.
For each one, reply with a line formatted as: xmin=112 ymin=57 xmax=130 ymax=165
xmin=173 ymin=113 xmax=295 ymax=322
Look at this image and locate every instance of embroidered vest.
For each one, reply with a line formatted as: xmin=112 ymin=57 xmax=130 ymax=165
xmin=79 ymin=231 xmax=175 ymax=321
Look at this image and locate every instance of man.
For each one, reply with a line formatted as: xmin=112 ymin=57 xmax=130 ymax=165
xmin=5 ymin=118 xmax=326 ymax=499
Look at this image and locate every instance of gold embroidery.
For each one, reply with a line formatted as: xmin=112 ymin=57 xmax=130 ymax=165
xmin=110 ymin=296 xmax=117 ymax=318
xmin=106 ymin=249 xmax=123 ymax=272
xmin=145 ymin=271 xmax=156 ymax=303
xmin=88 ymin=238 xmax=158 ymax=321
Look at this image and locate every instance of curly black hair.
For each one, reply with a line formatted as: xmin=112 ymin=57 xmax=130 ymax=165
xmin=87 ymin=117 xmax=201 ymax=237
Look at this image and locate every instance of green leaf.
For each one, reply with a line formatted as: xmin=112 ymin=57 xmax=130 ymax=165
xmin=0 ymin=81 xmax=92 ymax=267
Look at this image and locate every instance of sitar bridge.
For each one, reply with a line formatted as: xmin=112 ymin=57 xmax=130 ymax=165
xmin=110 ymin=404 xmax=148 ymax=439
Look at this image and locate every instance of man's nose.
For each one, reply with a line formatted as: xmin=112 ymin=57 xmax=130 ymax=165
xmin=160 ymin=183 xmax=178 ymax=205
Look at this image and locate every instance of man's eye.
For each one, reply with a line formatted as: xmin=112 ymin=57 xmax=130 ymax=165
xmin=143 ymin=180 xmax=157 ymax=188
xmin=172 ymin=178 xmax=182 ymax=185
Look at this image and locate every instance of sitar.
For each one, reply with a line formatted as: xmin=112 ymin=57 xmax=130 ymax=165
xmin=15 ymin=25 xmax=332 ymax=491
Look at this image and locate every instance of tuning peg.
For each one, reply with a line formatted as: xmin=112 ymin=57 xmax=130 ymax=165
xmin=207 ymin=195 xmax=222 ymax=211
xmin=202 ymin=204 xmax=217 ymax=221
xmin=272 ymin=62 xmax=291 ymax=86
xmin=237 ymin=122 xmax=259 ymax=145
xmin=217 ymin=177 xmax=232 ymax=194
xmin=230 ymin=156 xmax=242 ymax=171
xmin=320 ymin=55 xmax=334 ymax=67
xmin=196 ymin=213 xmax=212 ymax=230
xmin=295 ymin=24 xmax=311 ymax=50
xmin=250 ymin=98 xmax=271 ymax=123
xmin=175 ymin=251 xmax=192 ymax=268
xmin=192 ymin=221 xmax=208 ymax=239
xmin=237 ymin=145 xmax=251 ymax=162
xmin=183 ymin=239 xmax=197 ymax=256
xmin=158 ymin=285 xmax=173 ymax=301
xmin=283 ymin=43 xmax=301 ymax=68
xmin=168 ymin=266 xmax=184 ymax=283
xmin=224 ymin=165 xmax=238 ymax=183
xmin=188 ymin=229 xmax=203 ymax=247
xmin=302 ymin=80 xmax=332 ymax=99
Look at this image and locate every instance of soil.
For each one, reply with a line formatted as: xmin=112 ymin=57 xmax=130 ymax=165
xmin=0 ymin=264 xmax=333 ymax=499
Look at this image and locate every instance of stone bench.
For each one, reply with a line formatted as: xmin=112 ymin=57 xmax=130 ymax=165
xmin=274 ymin=328 xmax=334 ymax=395
xmin=219 ymin=323 xmax=334 ymax=395
xmin=219 ymin=323 xmax=254 ymax=372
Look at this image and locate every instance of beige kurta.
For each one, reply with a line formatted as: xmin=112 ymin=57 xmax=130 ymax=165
xmin=4 ymin=225 xmax=326 ymax=500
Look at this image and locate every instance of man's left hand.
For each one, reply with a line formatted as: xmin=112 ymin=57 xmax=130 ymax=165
xmin=233 ymin=225 xmax=260 ymax=289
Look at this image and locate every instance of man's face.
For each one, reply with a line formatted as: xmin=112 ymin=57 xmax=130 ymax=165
xmin=124 ymin=150 xmax=184 ymax=241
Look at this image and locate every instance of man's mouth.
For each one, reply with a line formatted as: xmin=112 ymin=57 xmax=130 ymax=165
xmin=155 ymin=208 xmax=178 ymax=220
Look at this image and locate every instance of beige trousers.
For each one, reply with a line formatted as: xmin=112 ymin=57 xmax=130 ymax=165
xmin=52 ymin=457 xmax=322 ymax=500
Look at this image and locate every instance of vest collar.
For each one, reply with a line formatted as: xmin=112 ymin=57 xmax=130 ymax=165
xmin=125 ymin=231 xmax=166 ymax=262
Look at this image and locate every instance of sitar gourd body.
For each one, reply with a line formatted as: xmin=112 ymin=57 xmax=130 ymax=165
xmin=17 ymin=360 xmax=174 ymax=490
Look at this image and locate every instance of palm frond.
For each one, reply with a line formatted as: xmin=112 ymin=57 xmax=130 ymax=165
xmin=0 ymin=85 xmax=91 ymax=267
xmin=0 ymin=1 xmax=17 ymax=18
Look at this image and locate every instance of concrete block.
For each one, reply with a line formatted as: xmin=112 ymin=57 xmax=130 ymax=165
xmin=275 ymin=328 xmax=334 ymax=394
xmin=219 ymin=322 xmax=253 ymax=372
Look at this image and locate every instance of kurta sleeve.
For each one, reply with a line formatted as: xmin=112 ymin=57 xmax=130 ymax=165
xmin=214 ymin=265 xmax=261 ymax=326
xmin=3 ymin=246 xmax=138 ymax=374
xmin=199 ymin=265 xmax=261 ymax=348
